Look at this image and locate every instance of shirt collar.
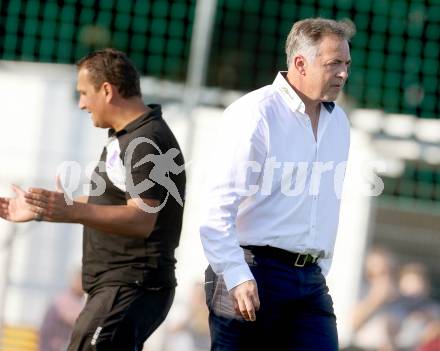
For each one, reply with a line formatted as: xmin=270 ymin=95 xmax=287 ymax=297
xmin=108 ymin=104 xmax=162 ymax=138
xmin=273 ymin=72 xmax=335 ymax=115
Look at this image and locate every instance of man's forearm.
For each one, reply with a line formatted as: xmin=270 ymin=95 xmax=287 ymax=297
xmin=72 ymin=201 xmax=156 ymax=238
xmin=352 ymin=296 xmax=385 ymax=331
xmin=74 ymin=196 xmax=88 ymax=204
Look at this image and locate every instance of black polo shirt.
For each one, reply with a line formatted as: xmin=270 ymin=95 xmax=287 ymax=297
xmin=82 ymin=104 xmax=186 ymax=292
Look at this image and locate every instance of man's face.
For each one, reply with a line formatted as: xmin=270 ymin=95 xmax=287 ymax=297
xmin=304 ymin=35 xmax=351 ymax=102
xmin=76 ymin=68 xmax=109 ymax=128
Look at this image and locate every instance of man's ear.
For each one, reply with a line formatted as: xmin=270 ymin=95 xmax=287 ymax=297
xmin=102 ymin=82 xmax=114 ymax=102
xmin=293 ymin=55 xmax=307 ymax=76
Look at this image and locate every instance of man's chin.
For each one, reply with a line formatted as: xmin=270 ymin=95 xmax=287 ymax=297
xmin=91 ymin=120 xmax=98 ymax=127
xmin=321 ymin=93 xmax=339 ymax=102
xmin=90 ymin=116 xmax=99 ymax=127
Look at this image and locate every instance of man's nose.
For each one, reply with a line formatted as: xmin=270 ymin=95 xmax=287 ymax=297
xmin=338 ymin=66 xmax=349 ymax=80
xmin=78 ymin=98 xmax=86 ymax=110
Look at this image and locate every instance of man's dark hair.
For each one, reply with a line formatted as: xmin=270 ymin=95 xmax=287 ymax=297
xmin=76 ymin=48 xmax=142 ymax=98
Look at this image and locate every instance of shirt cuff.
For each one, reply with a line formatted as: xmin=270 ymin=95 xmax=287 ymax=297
xmin=223 ymin=264 xmax=255 ymax=291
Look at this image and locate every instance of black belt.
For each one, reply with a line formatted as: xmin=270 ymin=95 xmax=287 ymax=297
xmin=242 ymin=245 xmax=318 ymax=267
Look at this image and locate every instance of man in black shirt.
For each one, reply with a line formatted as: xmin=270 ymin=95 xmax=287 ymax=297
xmin=0 ymin=48 xmax=186 ymax=350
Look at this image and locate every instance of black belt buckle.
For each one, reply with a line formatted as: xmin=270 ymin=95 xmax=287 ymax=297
xmin=294 ymin=253 xmax=317 ymax=267
xmin=294 ymin=253 xmax=308 ymax=267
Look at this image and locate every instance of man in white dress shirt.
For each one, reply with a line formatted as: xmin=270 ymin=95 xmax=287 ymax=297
xmin=200 ymin=18 xmax=355 ymax=350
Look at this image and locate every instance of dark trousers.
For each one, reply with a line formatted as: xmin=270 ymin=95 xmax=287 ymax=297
xmin=205 ymin=252 xmax=338 ymax=351
xmin=67 ymin=285 xmax=174 ymax=351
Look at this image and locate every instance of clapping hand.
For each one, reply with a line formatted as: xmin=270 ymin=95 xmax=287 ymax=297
xmin=0 ymin=185 xmax=36 ymax=222
xmin=24 ymin=176 xmax=75 ymax=223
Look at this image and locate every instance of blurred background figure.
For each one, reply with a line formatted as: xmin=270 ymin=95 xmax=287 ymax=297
xmin=161 ymin=281 xmax=210 ymax=351
xmin=348 ymin=250 xmax=440 ymax=351
xmin=38 ymin=270 xmax=84 ymax=351
xmin=350 ymin=247 xmax=400 ymax=351
xmin=394 ymin=263 xmax=440 ymax=351
xmin=416 ymin=320 xmax=440 ymax=351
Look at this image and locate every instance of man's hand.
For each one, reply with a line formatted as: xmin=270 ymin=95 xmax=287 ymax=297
xmin=0 ymin=185 xmax=36 ymax=222
xmin=24 ymin=177 xmax=76 ymax=223
xmin=229 ymin=279 xmax=260 ymax=321
xmin=368 ymin=276 xmax=399 ymax=306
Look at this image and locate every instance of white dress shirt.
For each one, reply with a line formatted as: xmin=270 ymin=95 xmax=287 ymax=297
xmin=200 ymin=72 xmax=350 ymax=291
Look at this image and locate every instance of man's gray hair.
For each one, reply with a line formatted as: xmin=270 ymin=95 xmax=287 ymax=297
xmin=285 ymin=18 xmax=356 ymax=68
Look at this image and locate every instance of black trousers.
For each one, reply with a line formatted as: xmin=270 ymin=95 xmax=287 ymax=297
xmin=67 ymin=285 xmax=175 ymax=351
xmin=205 ymin=251 xmax=338 ymax=351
